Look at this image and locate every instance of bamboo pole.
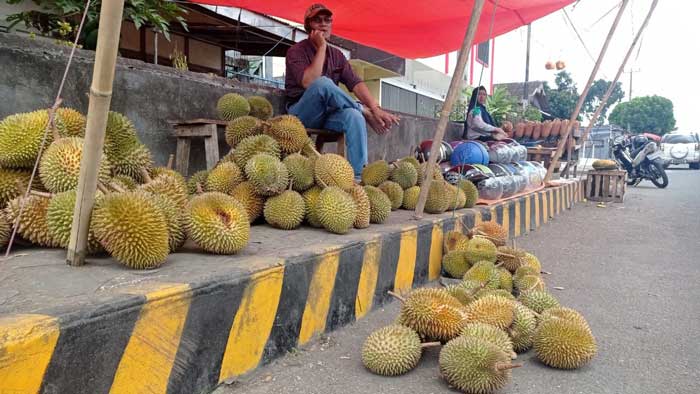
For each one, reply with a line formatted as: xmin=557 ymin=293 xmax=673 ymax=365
xmin=67 ymin=0 xmax=126 ymax=266
xmin=544 ymin=0 xmax=630 ymax=183
xmin=414 ymin=0 xmax=487 ymax=219
xmin=580 ymin=0 xmax=658 ymax=147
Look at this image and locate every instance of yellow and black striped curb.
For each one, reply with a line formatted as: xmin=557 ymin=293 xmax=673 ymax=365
xmin=0 ymin=181 xmax=582 ymax=394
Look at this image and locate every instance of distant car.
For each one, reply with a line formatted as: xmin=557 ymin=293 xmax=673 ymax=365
xmin=660 ymin=132 xmax=700 ymax=169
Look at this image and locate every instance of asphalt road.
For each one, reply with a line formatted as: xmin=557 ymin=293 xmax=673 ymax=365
xmin=216 ymin=168 xmax=700 ymax=394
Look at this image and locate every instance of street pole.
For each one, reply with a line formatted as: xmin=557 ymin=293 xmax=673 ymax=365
xmin=524 ymin=23 xmax=531 ymax=102
xmin=67 ymin=0 xmax=126 ymax=265
xmin=414 ymin=0 xmax=487 ymax=219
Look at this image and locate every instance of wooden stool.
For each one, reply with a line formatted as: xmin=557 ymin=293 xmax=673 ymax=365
xmin=585 ymin=169 xmax=626 ymax=203
xmin=169 ymin=118 xmax=227 ymax=175
xmin=307 ymin=128 xmax=346 ymax=157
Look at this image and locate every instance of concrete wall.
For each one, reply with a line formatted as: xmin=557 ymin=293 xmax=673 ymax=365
xmin=0 ymin=32 xmax=463 ymax=174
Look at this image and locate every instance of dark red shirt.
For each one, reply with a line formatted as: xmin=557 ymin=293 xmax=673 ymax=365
xmin=285 ymin=39 xmax=362 ymax=106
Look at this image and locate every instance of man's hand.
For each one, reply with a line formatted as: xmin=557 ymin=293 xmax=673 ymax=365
xmin=309 ymin=30 xmax=327 ymax=49
xmin=492 ymin=128 xmax=508 ymax=141
xmin=369 ymin=106 xmax=400 ymax=134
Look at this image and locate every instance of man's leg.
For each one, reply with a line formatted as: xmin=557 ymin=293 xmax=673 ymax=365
xmin=324 ymin=108 xmax=368 ymax=177
xmin=288 ymin=76 xmax=361 ymax=128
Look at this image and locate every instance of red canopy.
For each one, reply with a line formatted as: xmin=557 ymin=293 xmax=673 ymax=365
xmin=191 ymin=0 xmax=574 ymax=58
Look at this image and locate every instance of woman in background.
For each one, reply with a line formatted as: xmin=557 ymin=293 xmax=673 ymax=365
xmin=463 ymin=86 xmax=507 ymax=141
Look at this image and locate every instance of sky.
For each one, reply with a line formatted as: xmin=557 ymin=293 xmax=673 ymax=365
xmin=417 ymin=0 xmax=699 ymax=131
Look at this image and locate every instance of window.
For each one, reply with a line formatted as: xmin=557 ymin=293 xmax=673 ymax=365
xmin=661 ymin=134 xmax=697 ymax=144
xmin=476 ymin=40 xmax=490 ymax=66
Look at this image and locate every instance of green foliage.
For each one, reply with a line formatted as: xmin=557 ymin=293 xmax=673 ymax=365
xmin=486 ymin=87 xmax=518 ymax=127
xmin=609 ymin=95 xmax=676 ymax=135
xmin=543 ymin=71 xmax=580 ymax=121
xmin=583 ymin=79 xmax=625 ymax=125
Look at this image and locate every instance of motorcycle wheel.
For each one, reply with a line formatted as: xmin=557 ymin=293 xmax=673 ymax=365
xmin=649 ymin=161 xmax=669 ymax=188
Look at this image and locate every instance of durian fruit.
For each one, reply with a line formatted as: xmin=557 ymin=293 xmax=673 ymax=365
xmin=52 ymin=108 xmax=86 ymax=137
xmin=150 ymin=164 xmax=186 ymax=186
xmin=350 ymin=185 xmax=370 ymax=229
xmin=39 ymin=137 xmax=111 ymax=193
xmin=5 ymin=194 xmax=60 ymax=247
xmin=417 ymin=162 xmax=443 ymax=186
xmin=514 ymin=265 xmax=539 ymax=282
xmin=111 ymin=143 xmax=154 ymax=182
xmin=447 ymin=185 xmax=466 ymax=210
xmin=244 ymin=154 xmax=289 ymax=196
xmin=458 ymin=179 xmax=479 ymax=208
xmin=439 ymin=336 xmax=519 ymax=394
xmin=232 ymin=134 xmax=281 ymax=169
xmin=444 ymin=284 xmax=477 ymax=306
xmin=496 ymin=246 xmax=527 ymax=273
xmin=283 ymin=153 xmax=315 ymax=192
xmin=540 ymin=307 xmax=591 ymax=332
xmin=443 ymin=230 xmax=470 ymax=253
xmin=591 ymin=159 xmax=617 ymax=170
xmin=534 ymin=316 xmax=597 ymax=369
xmin=230 ymin=181 xmax=264 ymax=223
xmin=225 ymin=116 xmax=264 ymax=148
xmin=187 ymin=192 xmax=250 ymax=254
xmin=247 ymin=96 xmax=274 ymax=120
xmin=472 ymin=221 xmax=508 ymax=246
xmin=395 ymin=288 xmax=467 ymax=342
xmin=187 ymin=170 xmax=209 ymax=195
xmin=264 ymin=189 xmax=305 ymax=230
xmin=517 ymin=290 xmax=559 ymax=314
xmin=140 ymin=172 xmax=189 ymax=209
xmin=497 ymin=268 xmax=513 ymax=293
xmin=465 ymin=237 xmax=498 ymax=264
xmin=314 ymin=153 xmax=354 ymax=191
xmin=400 ymin=156 xmax=421 ymax=173
xmin=424 ymin=179 xmax=451 ymax=214
xmin=459 ymin=279 xmax=485 ymax=292
xmin=442 ymin=250 xmax=470 ymax=279
xmin=474 ymin=288 xmax=515 ymax=301
xmin=111 ymin=175 xmax=138 ymax=191
xmin=104 ymin=111 xmax=139 ymax=151
xmin=515 ymin=274 xmax=546 ymax=293
xmin=217 ymin=93 xmax=250 ymax=121
xmin=364 ymin=185 xmax=392 ymax=224
xmin=522 ymin=252 xmax=542 ymax=272
xmin=378 ymin=181 xmax=403 ymax=210
xmin=507 ymin=303 xmax=538 ymax=353
xmin=0 ymin=110 xmax=51 ymax=168
xmin=147 ymin=192 xmax=187 ymax=252
xmin=0 ymin=212 xmax=10 ymax=249
xmin=361 ymin=325 xmax=428 ymax=376
xmin=463 ymin=261 xmax=500 ymax=289
xmin=390 ymin=161 xmax=418 ymax=189
xmin=302 ymin=186 xmax=323 ymax=227
xmin=460 ymin=322 xmax=516 ymax=359
xmin=361 ymin=160 xmax=390 ymax=186
xmin=267 ymin=115 xmax=309 ymax=153
xmin=206 ymin=162 xmax=243 ymax=194
xmin=0 ymin=169 xmax=33 ymax=207
xmin=465 ymin=295 xmax=515 ymax=329
xmin=401 ymin=186 xmax=420 ymax=210
xmin=314 ymin=186 xmax=356 ymax=234
xmin=92 ymin=191 xmax=169 ymax=269
xmin=46 ymin=190 xmax=103 ymax=253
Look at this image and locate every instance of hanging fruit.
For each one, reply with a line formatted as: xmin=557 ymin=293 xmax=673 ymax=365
xmin=555 ymin=60 xmax=566 ymax=70
xmin=545 ymin=61 xmax=555 ymax=70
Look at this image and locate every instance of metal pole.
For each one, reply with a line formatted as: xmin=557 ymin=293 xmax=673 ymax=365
xmin=524 ymin=23 xmax=531 ymax=102
xmin=67 ymin=0 xmax=126 ymax=265
xmin=414 ymin=0 xmax=487 ymax=219
xmin=544 ymin=0 xmax=630 ymax=183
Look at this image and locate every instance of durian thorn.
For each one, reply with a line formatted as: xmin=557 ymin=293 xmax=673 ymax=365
xmin=29 ymin=190 xmax=52 ymax=199
xmin=195 ymin=182 xmax=204 ymax=195
xmin=420 ymin=342 xmax=441 ymax=349
xmin=139 ymin=167 xmax=153 ymax=183
xmin=387 ymin=290 xmax=406 ymax=303
xmin=494 ymin=362 xmax=523 ymax=371
xmin=166 ymin=154 xmax=175 ymax=170
xmin=108 ymin=181 xmax=126 ymax=193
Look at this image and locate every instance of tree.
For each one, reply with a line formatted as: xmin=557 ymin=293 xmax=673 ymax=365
xmin=543 ymin=71 xmax=580 ymax=120
xmin=583 ymin=79 xmax=625 ymax=125
xmin=608 ymin=95 xmax=676 ymax=135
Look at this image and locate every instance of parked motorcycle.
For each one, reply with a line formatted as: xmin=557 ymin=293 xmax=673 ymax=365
xmin=612 ymin=134 xmax=668 ymax=188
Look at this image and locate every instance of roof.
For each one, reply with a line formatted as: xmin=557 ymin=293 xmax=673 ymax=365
xmin=493 ymin=81 xmax=546 ymax=100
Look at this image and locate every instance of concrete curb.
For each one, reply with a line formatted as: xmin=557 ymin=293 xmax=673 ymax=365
xmin=0 ymin=181 xmax=583 ymax=394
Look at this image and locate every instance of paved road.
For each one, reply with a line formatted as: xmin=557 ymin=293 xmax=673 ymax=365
xmin=216 ymin=169 xmax=700 ymax=394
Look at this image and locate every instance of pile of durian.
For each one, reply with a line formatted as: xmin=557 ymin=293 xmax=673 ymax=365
xmin=362 ymin=221 xmax=597 ymax=393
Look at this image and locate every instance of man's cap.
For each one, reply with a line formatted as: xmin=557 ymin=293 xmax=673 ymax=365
xmin=304 ymin=3 xmax=333 ymax=21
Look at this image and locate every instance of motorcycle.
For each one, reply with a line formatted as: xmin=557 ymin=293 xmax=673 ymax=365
xmin=612 ymin=134 xmax=668 ymax=188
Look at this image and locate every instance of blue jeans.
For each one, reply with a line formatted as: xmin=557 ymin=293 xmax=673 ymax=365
xmin=288 ymin=77 xmax=368 ymax=176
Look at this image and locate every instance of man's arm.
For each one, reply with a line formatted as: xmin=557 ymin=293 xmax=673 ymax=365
xmin=301 ymin=30 xmax=327 ymax=88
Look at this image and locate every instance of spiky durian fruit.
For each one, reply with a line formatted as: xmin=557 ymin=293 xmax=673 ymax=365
xmin=458 ymin=179 xmax=479 ymax=208
xmin=522 ymin=251 xmax=542 ymax=272
xmin=361 ymin=160 xmax=390 ymax=186
xmin=424 ymin=179 xmax=451 ymax=214
xmin=0 ymin=169 xmax=33 ymax=207
xmin=444 ymin=284 xmax=476 ymax=306
xmin=460 ymin=322 xmax=516 ymax=359
xmin=0 ymin=212 xmax=10 ymax=249
xmin=5 ymin=195 xmax=60 ymax=247
xmin=314 ymin=153 xmax=354 ymax=191
xmin=465 ymin=236 xmax=498 ymax=264
xmin=0 ymin=110 xmax=51 ymax=168
xmin=396 ymin=288 xmax=467 ymax=342
xmin=267 ymin=115 xmax=309 ymax=153
xmin=378 ymin=181 xmax=403 ymax=210
xmin=111 ymin=143 xmax=154 ymax=182
xmin=217 ymin=93 xmax=250 ymax=121
xmin=283 ymin=153 xmax=314 ymax=192
xmin=186 ymin=170 xmax=209 ymax=195
xmin=244 ymin=153 xmax=289 ymax=196
xmin=401 ymin=186 xmax=420 ymax=210
xmin=364 ymin=185 xmax=391 ymax=224
xmin=417 ymin=162 xmax=442 ymax=186
xmin=232 ymin=134 xmax=281 ymax=169
xmin=111 ymin=175 xmax=138 ymax=191
xmin=514 ymin=265 xmax=539 ymax=282
xmin=517 ymin=290 xmax=559 ymax=314
xmin=515 ymin=274 xmax=546 ymax=293
xmin=442 ymin=250 xmax=470 ymax=279
xmin=497 ymin=268 xmax=513 ymax=292
xmin=140 ymin=172 xmax=188 ymax=209
xmin=508 ymin=302 xmax=538 ymax=353
xmin=591 ymin=159 xmax=617 ymax=170
xmin=463 ymin=261 xmax=500 ymax=289
xmin=247 ymin=96 xmax=274 ymax=120
xmin=473 ymin=221 xmax=508 ymax=246
xmin=465 ymin=295 xmax=515 ymax=329
xmin=314 ymin=186 xmax=356 ymax=234
xmin=206 ymin=162 xmax=243 ymax=194
xmin=264 ymin=190 xmax=305 ymax=230
xmin=439 ymin=336 xmax=518 ymax=394
xmin=230 ymin=181 xmax=263 ymax=223
xmin=150 ymin=166 xmax=186 ymax=186
xmin=350 ymin=185 xmax=370 ymax=229
xmin=39 ymin=137 xmax=111 ymax=193
xmin=447 ymin=185 xmax=466 ymax=210
xmin=302 ymin=186 xmax=322 ymax=227
xmin=46 ymin=190 xmax=103 ymax=253
xmin=147 ymin=192 xmax=187 ymax=252
xmin=390 ymin=161 xmax=418 ymax=189
xmin=534 ymin=316 xmax=597 ymax=369
xmin=539 ymin=307 xmax=591 ymax=332
xmin=225 ymin=115 xmax=264 ymax=148
xmin=187 ymin=192 xmax=250 ymax=254
xmin=443 ymin=230 xmax=470 ymax=254
xmin=496 ymin=246 xmax=527 ymax=273
xmin=362 ymin=325 xmax=425 ymax=376
xmin=52 ymin=108 xmax=86 ymax=137
xmin=474 ymin=289 xmax=515 ymax=301
xmin=92 ymin=191 xmax=169 ymax=269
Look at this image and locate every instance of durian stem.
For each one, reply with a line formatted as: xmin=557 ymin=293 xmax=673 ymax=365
xmin=29 ymin=190 xmax=52 ymax=199
xmin=48 ymin=103 xmax=62 ymax=141
xmin=316 ymin=176 xmax=328 ymax=189
xmin=139 ymin=167 xmax=153 ymax=183
xmin=96 ymin=182 xmax=110 ymax=194
xmin=420 ymin=342 xmax=441 ymax=349
xmin=108 ymin=182 xmax=126 ymax=193
xmin=475 ymin=231 xmax=501 ymax=244
xmin=195 ymin=182 xmax=204 ymax=194
xmin=497 ymin=251 xmax=516 ymax=259
xmin=494 ymin=362 xmax=523 ymax=371
xmin=305 ymin=140 xmax=322 ymax=158
xmin=387 ymin=290 xmax=406 ymax=303
xmin=166 ymin=154 xmax=174 ymax=170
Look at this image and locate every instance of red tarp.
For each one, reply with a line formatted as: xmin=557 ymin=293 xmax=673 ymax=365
xmin=191 ymin=0 xmax=574 ymax=58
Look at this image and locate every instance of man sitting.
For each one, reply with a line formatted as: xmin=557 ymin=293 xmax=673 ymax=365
xmin=285 ymin=3 xmax=400 ymax=177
